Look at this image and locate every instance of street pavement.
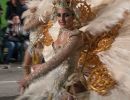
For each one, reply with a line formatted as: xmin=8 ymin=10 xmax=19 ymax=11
xmin=0 ymin=63 xmax=23 ymax=100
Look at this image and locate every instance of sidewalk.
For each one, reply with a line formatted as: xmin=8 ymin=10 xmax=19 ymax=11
xmin=0 ymin=95 xmax=18 ymax=100
xmin=0 ymin=63 xmax=22 ymax=69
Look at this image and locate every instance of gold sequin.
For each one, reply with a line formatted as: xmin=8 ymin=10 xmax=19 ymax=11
xmin=42 ymin=21 xmax=54 ymax=46
xmin=87 ymin=65 xmax=116 ymax=95
xmin=78 ymin=22 xmax=123 ymax=95
xmin=31 ymin=21 xmax=53 ymax=64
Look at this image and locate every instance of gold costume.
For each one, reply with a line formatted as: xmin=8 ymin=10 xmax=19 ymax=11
xmin=16 ymin=0 xmax=130 ymax=100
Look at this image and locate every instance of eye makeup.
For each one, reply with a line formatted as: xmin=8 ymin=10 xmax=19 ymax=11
xmin=56 ymin=13 xmax=73 ymax=17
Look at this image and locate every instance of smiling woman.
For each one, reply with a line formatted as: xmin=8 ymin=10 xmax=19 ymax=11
xmin=16 ymin=0 xmax=130 ymax=100
xmin=16 ymin=0 xmax=86 ymax=100
xmin=57 ymin=9 xmax=74 ymax=29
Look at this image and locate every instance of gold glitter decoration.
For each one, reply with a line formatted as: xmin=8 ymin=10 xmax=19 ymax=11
xmin=31 ymin=21 xmax=53 ymax=64
xmin=78 ymin=21 xmax=123 ymax=95
xmin=32 ymin=48 xmax=43 ymax=64
xmin=32 ymin=21 xmax=53 ymax=47
xmin=53 ymin=0 xmax=95 ymax=27
xmin=88 ymin=65 xmax=116 ymax=95
xmin=79 ymin=52 xmax=117 ymax=95
xmin=72 ymin=0 xmax=95 ymax=25
xmin=93 ymin=22 xmax=122 ymax=53
xmin=42 ymin=21 xmax=54 ymax=46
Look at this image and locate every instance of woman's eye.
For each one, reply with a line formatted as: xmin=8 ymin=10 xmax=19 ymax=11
xmin=56 ymin=13 xmax=61 ymax=17
xmin=56 ymin=13 xmax=71 ymax=17
xmin=64 ymin=13 xmax=70 ymax=17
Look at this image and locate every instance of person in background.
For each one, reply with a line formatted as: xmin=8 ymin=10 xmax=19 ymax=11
xmin=5 ymin=0 xmax=17 ymax=20
xmin=4 ymin=14 xmax=26 ymax=67
xmin=6 ymin=0 xmax=28 ymax=24
xmin=16 ymin=0 xmax=28 ymax=24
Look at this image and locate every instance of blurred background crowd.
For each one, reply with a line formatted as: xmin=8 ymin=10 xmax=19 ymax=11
xmin=0 ymin=0 xmax=29 ymax=67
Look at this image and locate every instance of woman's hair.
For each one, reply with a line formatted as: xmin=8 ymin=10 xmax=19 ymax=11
xmin=10 ymin=13 xmax=19 ymax=19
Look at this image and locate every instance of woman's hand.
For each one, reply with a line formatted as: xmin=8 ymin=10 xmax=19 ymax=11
xmin=18 ymin=64 xmax=45 ymax=95
xmin=18 ymin=75 xmax=30 ymax=94
xmin=18 ymin=64 xmax=45 ymax=94
xmin=20 ymin=64 xmax=44 ymax=86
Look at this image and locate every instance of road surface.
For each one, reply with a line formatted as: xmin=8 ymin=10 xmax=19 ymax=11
xmin=0 ymin=64 xmax=23 ymax=100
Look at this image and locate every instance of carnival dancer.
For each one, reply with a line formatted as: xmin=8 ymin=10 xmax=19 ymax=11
xmin=17 ymin=0 xmax=130 ymax=100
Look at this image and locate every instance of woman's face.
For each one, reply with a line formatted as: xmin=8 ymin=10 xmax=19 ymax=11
xmin=12 ymin=16 xmax=20 ymax=24
xmin=57 ymin=8 xmax=74 ymax=29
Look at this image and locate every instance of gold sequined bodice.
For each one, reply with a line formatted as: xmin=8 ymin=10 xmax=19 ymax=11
xmin=53 ymin=29 xmax=70 ymax=52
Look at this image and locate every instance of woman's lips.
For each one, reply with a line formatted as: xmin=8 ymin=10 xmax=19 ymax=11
xmin=59 ymin=22 xmax=65 ymax=25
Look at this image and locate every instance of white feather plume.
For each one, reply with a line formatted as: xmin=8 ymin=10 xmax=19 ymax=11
xmin=95 ymin=13 xmax=130 ymax=99
xmin=35 ymin=0 xmax=54 ymax=22
xmin=22 ymin=0 xmax=54 ymax=31
xmin=22 ymin=0 xmax=41 ymax=19
xmin=80 ymin=0 xmax=130 ymax=36
xmin=85 ymin=0 xmax=114 ymax=7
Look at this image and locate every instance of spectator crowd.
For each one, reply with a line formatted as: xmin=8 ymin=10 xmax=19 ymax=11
xmin=0 ymin=0 xmax=29 ymax=68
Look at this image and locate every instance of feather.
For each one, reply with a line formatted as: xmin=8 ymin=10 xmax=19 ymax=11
xmin=35 ymin=0 xmax=54 ymax=22
xmin=85 ymin=0 xmax=113 ymax=7
xmin=22 ymin=0 xmax=54 ymax=31
xmin=80 ymin=0 xmax=130 ymax=36
xmin=22 ymin=0 xmax=42 ymax=31
xmin=94 ymin=13 xmax=130 ymax=100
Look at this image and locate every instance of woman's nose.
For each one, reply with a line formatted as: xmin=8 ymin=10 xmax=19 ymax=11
xmin=60 ymin=15 xmax=65 ymax=22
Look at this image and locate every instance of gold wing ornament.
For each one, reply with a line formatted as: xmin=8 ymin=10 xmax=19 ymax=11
xmin=78 ymin=0 xmax=130 ymax=97
xmin=78 ymin=21 xmax=123 ymax=95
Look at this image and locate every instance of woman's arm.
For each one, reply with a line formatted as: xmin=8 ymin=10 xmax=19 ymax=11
xmin=25 ymin=30 xmax=83 ymax=85
xmin=22 ymin=49 xmax=32 ymax=76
